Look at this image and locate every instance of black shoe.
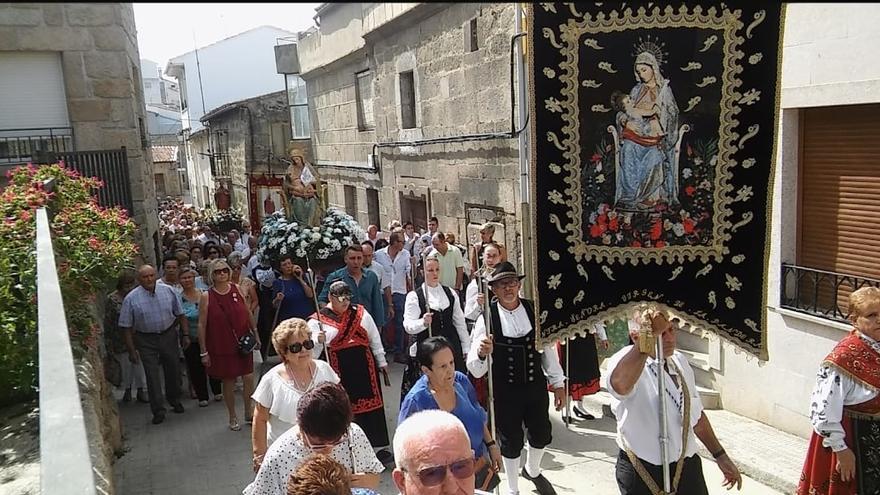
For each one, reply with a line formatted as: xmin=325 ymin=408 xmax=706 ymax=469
xmin=521 ymin=468 xmax=557 ymax=495
xmin=376 ymin=449 xmax=394 ymax=466
xmin=573 ymin=404 xmax=596 ymax=420
xmin=171 ymin=403 xmax=185 ymax=414
xmin=152 ymin=411 xmax=165 ymax=425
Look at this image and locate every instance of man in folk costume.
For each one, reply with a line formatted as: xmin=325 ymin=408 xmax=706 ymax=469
xmin=308 ymin=281 xmax=393 ymax=464
xmin=607 ymin=307 xmax=741 ymax=495
xmin=464 ymin=242 xmax=503 ymax=408
xmin=556 ymin=322 xmax=609 ymax=421
xmin=797 ymin=286 xmax=880 ymax=495
xmin=400 ymin=254 xmax=470 ymax=403
xmin=467 ymin=261 xmax=566 ymax=495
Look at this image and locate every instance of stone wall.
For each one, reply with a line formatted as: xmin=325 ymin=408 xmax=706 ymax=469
xmin=307 ymin=3 xmax=522 ymax=261
xmin=0 ymin=3 xmax=160 ymax=264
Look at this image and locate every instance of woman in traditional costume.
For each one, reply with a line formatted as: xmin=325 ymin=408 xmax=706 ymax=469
xmin=797 ymin=286 xmax=880 ymax=495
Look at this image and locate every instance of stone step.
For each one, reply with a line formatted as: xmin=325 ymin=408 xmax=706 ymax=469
xmin=696 ymin=385 xmax=721 ymax=410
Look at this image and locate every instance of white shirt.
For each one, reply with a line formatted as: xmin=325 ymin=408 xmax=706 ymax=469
xmin=403 ymin=284 xmax=470 ymax=357
xmin=466 ymin=301 xmax=566 ymax=389
xmin=307 ymin=309 xmax=388 ymax=368
xmin=156 ymin=278 xmax=183 ymax=296
xmin=606 ymin=346 xmax=704 ymax=465
xmin=464 ymin=277 xmax=487 ymax=321
xmin=251 ymin=361 xmax=340 ymax=445
xmin=243 ymin=254 xmax=260 ymax=280
xmin=374 ymin=246 xmax=412 ymax=295
xmin=808 ymin=332 xmax=880 ymax=452
xmin=243 ymin=423 xmax=384 ymax=495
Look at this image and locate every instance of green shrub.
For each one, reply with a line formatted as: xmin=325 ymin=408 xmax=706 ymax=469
xmin=0 ymin=163 xmax=138 ymax=405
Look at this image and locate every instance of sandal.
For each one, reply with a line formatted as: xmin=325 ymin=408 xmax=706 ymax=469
xmin=229 ymin=417 xmax=241 ymax=431
xmin=573 ymin=404 xmax=596 ymax=420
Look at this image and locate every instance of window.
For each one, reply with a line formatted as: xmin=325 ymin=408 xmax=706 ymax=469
xmin=467 ymin=18 xmax=479 ymax=52
xmin=286 ymin=74 xmax=310 ymax=139
xmin=344 ymin=185 xmax=357 ymax=218
xmin=154 ymin=173 xmax=166 ymax=198
xmin=270 ymin=122 xmax=290 ymax=159
xmin=179 ymin=73 xmax=188 ymax=111
xmin=367 ymin=188 xmax=380 ymax=227
xmin=212 ymin=129 xmax=229 ymax=177
xmin=399 ymin=70 xmax=417 ymax=129
xmin=355 ymin=70 xmax=375 ymax=130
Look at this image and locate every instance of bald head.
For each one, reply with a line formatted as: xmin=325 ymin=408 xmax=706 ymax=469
xmin=137 ymin=264 xmax=157 ymax=291
xmin=392 ymin=410 xmax=475 ymax=494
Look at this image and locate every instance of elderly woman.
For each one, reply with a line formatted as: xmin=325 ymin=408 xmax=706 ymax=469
xmin=198 ymin=258 xmax=261 ymax=431
xmin=272 ymin=255 xmax=315 ymax=325
xmin=309 ymin=281 xmax=391 ymax=462
xmin=104 ymin=268 xmax=148 ymax=403
xmin=398 ymin=337 xmax=502 ymax=491
xmin=251 ymin=318 xmax=340 ymax=472
xmin=244 ymin=382 xmax=384 ymax=495
xmin=179 ymin=267 xmax=221 ymax=406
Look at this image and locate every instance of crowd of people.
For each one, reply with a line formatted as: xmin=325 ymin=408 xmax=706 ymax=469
xmin=111 ymin=212 xmax=875 ymax=495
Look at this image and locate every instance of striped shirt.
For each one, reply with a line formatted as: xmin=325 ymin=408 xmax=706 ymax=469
xmin=118 ymin=284 xmax=182 ymax=334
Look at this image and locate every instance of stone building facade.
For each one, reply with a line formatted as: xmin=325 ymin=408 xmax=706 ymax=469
xmin=0 ymin=3 xmax=159 ymax=263
xmin=297 ymin=3 xmax=522 ymax=263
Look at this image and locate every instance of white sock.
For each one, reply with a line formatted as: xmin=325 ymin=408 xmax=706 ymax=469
xmin=502 ymin=456 xmax=520 ymax=494
xmin=525 ymin=445 xmax=545 ymax=478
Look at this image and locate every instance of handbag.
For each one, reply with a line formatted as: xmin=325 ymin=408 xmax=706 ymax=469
xmin=474 ymin=456 xmax=501 ymax=491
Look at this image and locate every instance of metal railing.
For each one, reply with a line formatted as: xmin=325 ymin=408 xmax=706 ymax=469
xmin=36 ymin=148 xmax=134 ymax=214
xmin=0 ymin=127 xmax=74 ymax=164
xmin=36 ymin=207 xmax=98 ymax=495
xmin=780 ymin=263 xmax=880 ymax=323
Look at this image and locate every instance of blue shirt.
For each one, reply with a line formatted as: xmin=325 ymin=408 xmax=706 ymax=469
xmin=118 ymin=284 xmax=182 ymax=334
xmin=318 ymin=267 xmax=385 ymax=328
xmin=273 ymin=278 xmax=314 ymax=322
xmin=181 ymin=296 xmax=200 ymax=340
xmin=398 ymin=371 xmax=487 ymax=458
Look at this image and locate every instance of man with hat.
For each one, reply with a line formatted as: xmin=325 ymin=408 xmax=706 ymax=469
xmin=308 ymin=280 xmax=393 ymax=465
xmin=467 ymin=261 xmax=565 ymax=495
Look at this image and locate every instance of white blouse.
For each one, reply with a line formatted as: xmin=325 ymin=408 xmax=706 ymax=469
xmin=251 ymin=360 xmax=340 ymax=445
xmin=808 ymin=332 xmax=880 ymax=452
xmin=243 ymin=423 xmax=383 ymax=495
xmin=307 ymin=308 xmax=388 ymax=368
xmin=402 ymin=284 xmax=470 ymax=357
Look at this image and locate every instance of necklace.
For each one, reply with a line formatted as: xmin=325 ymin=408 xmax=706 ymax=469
xmin=285 ymin=362 xmax=315 ymax=392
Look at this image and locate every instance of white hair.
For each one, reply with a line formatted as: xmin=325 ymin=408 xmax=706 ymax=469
xmin=393 ymin=410 xmax=468 ymax=469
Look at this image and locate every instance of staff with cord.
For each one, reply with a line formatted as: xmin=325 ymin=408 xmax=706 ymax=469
xmin=467 ymin=261 xmax=566 ymax=495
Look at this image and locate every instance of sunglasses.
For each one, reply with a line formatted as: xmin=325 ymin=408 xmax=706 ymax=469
xmin=406 ymin=457 xmax=476 ymax=487
xmin=213 ymin=267 xmax=230 ymax=275
xmin=287 ymin=339 xmax=315 ymax=354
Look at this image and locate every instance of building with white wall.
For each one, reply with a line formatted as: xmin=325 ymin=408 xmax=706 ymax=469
xmin=165 ymin=25 xmax=295 ymax=209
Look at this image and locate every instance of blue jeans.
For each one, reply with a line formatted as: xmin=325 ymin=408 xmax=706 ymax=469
xmin=392 ymin=292 xmax=407 ymax=354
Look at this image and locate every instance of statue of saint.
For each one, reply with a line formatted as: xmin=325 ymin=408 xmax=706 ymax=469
xmin=214 ymin=183 xmax=231 ymax=210
xmin=284 ymin=155 xmax=324 ymax=227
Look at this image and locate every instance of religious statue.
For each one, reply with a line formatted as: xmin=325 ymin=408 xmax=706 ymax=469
xmin=214 ymin=183 xmax=231 ymax=210
xmin=284 ymin=154 xmax=324 ymax=227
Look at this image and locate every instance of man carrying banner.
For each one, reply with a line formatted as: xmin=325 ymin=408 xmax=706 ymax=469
xmin=467 ymin=261 xmax=565 ymax=495
xmin=607 ymin=308 xmax=742 ymax=494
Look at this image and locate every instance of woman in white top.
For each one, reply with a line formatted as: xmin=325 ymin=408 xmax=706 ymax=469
xmin=251 ymin=317 xmax=339 ymax=473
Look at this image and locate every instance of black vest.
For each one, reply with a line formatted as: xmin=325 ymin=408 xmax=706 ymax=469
xmin=415 ymin=284 xmax=465 ymax=371
xmin=489 ymin=299 xmax=545 ymax=392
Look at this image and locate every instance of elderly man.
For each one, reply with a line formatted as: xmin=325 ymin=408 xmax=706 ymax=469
xmin=428 ymin=232 xmax=466 ymax=291
xmin=309 ymin=281 xmax=393 ymax=465
xmin=467 ymin=262 xmax=565 ymax=495
xmin=319 ymin=244 xmax=386 ymax=329
xmin=393 ymin=409 xmax=492 ymax=495
xmin=607 ymin=309 xmax=742 ymax=495
xmin=375 ymin=231 xmax=412 ymax=362
xmin=119 ymin=264 xmax=189 ymax=425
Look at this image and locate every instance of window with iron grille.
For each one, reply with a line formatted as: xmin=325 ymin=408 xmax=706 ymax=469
xmin=367 ymin=188 xmax=380 ymax=227
xmin=399 ymin=71 xmax=417 ymax=129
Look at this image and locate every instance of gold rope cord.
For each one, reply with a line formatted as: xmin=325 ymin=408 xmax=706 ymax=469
xmin=624 ymin=359 xmax=692 ymax=495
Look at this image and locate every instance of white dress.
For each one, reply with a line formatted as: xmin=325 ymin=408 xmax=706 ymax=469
xmin=251 ymin=360 xmax=340 ymax=445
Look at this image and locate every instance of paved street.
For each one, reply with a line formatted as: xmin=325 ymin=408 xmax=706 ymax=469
xmin=114 ymin=359 xmax=786 ymax=494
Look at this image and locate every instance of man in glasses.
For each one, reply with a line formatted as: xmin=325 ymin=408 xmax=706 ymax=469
xmin=393 ymin=409 xmax=491 ymax=495
xmin=308 ymin=281 xmax=393 ymax=465
xmin=467 ymin=262 xmax=565 ymax=495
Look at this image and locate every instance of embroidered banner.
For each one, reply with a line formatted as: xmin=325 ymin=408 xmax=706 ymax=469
xmin=529 ymin=2 xmax=783 ymax=358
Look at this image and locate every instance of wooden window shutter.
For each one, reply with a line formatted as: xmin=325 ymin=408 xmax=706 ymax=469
xmin=798 ymin=104 xmax=880 ymax=312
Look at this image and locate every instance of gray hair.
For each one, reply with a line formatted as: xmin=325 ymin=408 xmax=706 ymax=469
xmin=227 ymin=251 xmax=243 ymax=268
xmin=393 ymin=410 xmax=469 ymax=470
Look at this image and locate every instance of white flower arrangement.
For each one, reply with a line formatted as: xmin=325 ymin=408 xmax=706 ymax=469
xmin=204 ymin=206 xmax=244 ymax=233
xmin=256 ymin=207 xmax=364 ymax=265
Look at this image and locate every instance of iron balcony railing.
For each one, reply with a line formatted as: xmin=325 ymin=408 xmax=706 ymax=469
xmin=36 ymin=148 xmax=134 ymax=214
xmin=36 ymin=207 xmax=98 ymax=495
xmin=0 ymin=127 xmax=74 ymax=164
xmin=780 ymin=263 xmax=880 ymax=323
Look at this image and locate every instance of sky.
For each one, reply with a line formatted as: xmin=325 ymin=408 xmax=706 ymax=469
xmin=133 ymin=3 xmax=321 ymax=71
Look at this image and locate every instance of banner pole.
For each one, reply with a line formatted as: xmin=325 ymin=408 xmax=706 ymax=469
xmin=656 ymin=336 xmax=671 ymax=492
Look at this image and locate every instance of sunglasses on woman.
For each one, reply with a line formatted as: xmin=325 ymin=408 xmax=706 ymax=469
xmin=405 ymin=457 xmax=476 ymax=487
xmin=213 ymin=267 xmax=230 ymax=275
xmin=287 ymin=339 xmax=315 ymax=354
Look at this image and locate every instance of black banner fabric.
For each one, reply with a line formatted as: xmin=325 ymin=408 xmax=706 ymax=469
xmin=529 ymin=2 xmax=784 ymax=358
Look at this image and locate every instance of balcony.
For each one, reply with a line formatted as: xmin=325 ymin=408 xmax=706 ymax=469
xmin=780 ymin=263 xmax=880 ymax=323
xmin=0 ymin=127 xmax=74 ymax=165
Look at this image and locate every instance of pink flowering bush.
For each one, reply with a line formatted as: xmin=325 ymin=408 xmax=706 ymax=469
xmin=0 ymin=162 xmax=138 ymax=405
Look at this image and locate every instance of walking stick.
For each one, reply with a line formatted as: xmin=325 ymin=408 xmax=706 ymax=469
xmin=303 ymin=254 xmax=321 ymax=315
xmin=563 ymin=336 xmax=571 ymax=429
xmin=421 ymin=252 xmax=432 ymax=338
xmin=481 ymin=273 xmax=498 ymax=492
xmin=656 ymin=333 xmax=671 ymax=493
